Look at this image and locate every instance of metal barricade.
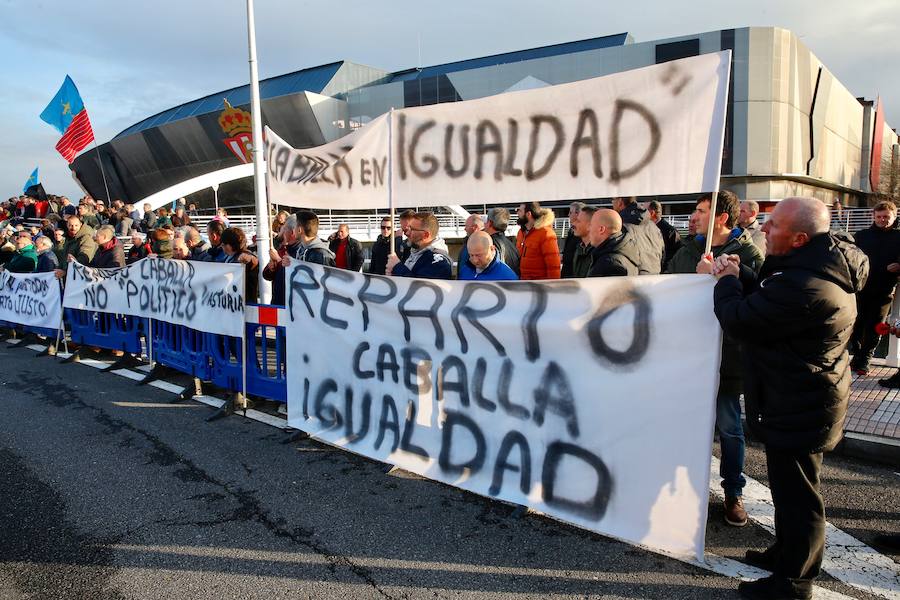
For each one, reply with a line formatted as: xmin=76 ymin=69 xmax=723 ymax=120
xmin=150 ymin=320 xmax=214 ymax=381
xmin=245 ymin=321 xmax=287 ymax=402
xmin=65 ymin=308 xmax=146 ymax=354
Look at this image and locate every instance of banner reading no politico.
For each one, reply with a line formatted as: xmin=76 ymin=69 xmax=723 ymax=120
xmin=283 ymin=264 xmax=721 ymax=559
xmin=0 ymin=270 xmax=62 ymax=331
xmin=266 ymin=51 xmax=730 ymax=209
xmin=63 ymin=258 xmax=246 ymax=337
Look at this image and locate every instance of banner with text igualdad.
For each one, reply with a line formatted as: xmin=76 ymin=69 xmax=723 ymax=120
xmin=283 ymin=264 xmax=720 ymax=559
xmin=62 ymin=258 xmax=245 ymax=337
xmin=0 ymin=270 xmax=62 ymax=331
xmin=266 ymin=51 xmax=730 ymax=208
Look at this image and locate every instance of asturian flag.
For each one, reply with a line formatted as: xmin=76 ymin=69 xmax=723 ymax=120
xmin=40 ymin=76 xmax=96 ymax=163
xmin=23 ymin=167 xmax=39 ymax=193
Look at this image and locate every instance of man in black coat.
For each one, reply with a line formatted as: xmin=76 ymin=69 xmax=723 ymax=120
xmin=89 ymin=225 xmax=125 ymax=268
xmin=561 ymin=201 xmax=585 ymax=277
xmin=586 ymin=209 xmax=640 ymax=277
xmin=709 ymin=197 xmax=868 ymax=600
xmin=328 ymin=223 xmax=364 ymax=271
xmin=367 ymin=217 xmax=393 ymax=275
xmin=485 ymin=207 xmax=520 ymax=276
xmin=848 ymin=200 xmax=900 ymax=374
xmin=646 ymin=200 xmax=682 ymax=270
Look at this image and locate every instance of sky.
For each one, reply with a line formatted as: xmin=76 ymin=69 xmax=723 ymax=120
xmin=1 ymin=0 xmax=898 ymax=201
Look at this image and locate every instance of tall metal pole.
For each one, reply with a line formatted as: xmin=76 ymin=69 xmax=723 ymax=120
xmin=246 ymin=0 xmax=271 ymax=304
xmin=388 ymin=108 xmax=395 ymax=257
xmin=703 ymin=53 xmax=733 ymax=258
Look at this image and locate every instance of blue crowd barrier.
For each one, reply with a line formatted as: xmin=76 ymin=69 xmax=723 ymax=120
xmin=150 ymin=320 xmax=214 ymax=381
xmin=65 ymin=308 xmax=147 ymax=354
xmin=55 ymin=305 xmax=289 ymax=405
xmin=245 ymin=321 xmax=287 ymax=402
xmin=207 ymin=331 xmax=243 ymax=392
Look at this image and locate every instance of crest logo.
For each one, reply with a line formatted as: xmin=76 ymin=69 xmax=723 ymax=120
xmin=218 ymin=99 xmax=253 ymax=163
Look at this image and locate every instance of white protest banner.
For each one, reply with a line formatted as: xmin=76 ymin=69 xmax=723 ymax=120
xmin=0 ymin=270 xmax=62 ymax=331
xmin=62 ymin=258 xmax=246 ymax=337
xmin=267 ymin=51 xmax=730 ymax=209
xmin=283 ymin=264 xmax=721 ymax=559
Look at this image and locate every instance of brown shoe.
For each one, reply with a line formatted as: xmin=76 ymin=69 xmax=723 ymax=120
xmin=725 ymin=496 xmax=748 ymax=527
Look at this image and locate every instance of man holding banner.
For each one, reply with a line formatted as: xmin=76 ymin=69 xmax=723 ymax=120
xmin=671 ymin=191 xmax=763 ymax=527
xmin=386 ymin=212 xmax=452 ymax=279
xmin=710 ymin=197 xmax=868 ymax=600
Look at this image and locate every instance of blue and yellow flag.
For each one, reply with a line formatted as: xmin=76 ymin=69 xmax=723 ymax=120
xmin=23 ymin=167 xmax=39 ymax=193
xmin=39 ymin=76 xmax=86 ymax=135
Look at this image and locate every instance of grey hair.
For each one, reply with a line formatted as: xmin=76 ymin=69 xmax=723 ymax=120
xmin=36 ymin=236 xmax=53 ymax=249
xmin=187 ymin=228 xmax=202 ymax=244
xmin=569 ymin=201 xmax=587 ymax=211
xmin=742 ymin=199 xmax=760 ymax=214
xmin=284 ymin=214 xmax=298 ymax=232
xmin=783 ymin=197 xmax=830 ymax=236
xmin=98 ymin=224 xmax=116 ymax=239
xmin=486 ymin=207 xmax=510 ymax=232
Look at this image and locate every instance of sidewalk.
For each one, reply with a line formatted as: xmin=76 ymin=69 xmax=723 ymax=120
xmin=841 ymin=360 xmax=900 ymax=465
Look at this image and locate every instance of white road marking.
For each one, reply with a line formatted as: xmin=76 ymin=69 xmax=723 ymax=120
xmin=710 ymin=457 xmax=900 ymax=599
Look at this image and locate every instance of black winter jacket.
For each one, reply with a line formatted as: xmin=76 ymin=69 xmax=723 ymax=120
xmin=491 ymin=232 xmax=520 ymax=276
xmin=588 ymin=229 xmax=640 ymax=277
xmin=713 ymin=232 xmax=869 ymax=452
xmin=329 ymin=236 xmax=364 ymax=271
xmin=368 ymin=235 xmax=391 ymax=275
xmin=852 ymin=224 xmax=900 ymax=298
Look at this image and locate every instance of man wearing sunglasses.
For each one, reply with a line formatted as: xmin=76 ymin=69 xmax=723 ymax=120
xmin=386 ymin=212 xmax=452 ymax=280
xmin=367 ymin=217 xmax=393 ymax=275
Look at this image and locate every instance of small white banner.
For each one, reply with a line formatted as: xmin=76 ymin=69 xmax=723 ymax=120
xmin=63 ymin=258 xmax=246 ymax=337
xmin=0 ymin=270 xmax=63 ymax=331
xmin=266 ymin=51 xmax=730 ymax=209
xmin=283 ymin=264 xmax=721 ymax=559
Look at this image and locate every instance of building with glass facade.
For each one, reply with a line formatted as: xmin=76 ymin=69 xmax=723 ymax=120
xmin=72 ymin=27 xmax=898 ymax=210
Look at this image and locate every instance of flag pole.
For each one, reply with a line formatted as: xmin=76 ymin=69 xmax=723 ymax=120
xmin=246 ymin=0 xmax=271 ymax=304
xmin=388 ymin=108 xmax=396 ymax=259
xmin=91 ymin=141 xmax=112 ymax=203
xmin=703 ymin=52 xmax=733 ymax=258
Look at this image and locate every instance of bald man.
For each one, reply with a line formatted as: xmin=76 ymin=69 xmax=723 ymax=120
xmin=586 ymin=208 xmax=640 ymax=277
xmin=709 ymin=197 xmax=869 ymax=600
xmin=458 ymin=230 xmax=518 ymax=281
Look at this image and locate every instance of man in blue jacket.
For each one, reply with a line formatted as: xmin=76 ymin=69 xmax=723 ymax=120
xmin=458 ymin=231 xmax=518 ymax=281
xmin=387 ymin=212 xmax=452 ymax=279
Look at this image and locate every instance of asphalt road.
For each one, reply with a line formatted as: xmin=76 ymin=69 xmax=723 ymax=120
xmin=0 ymin=342 xmax=897 ymax=600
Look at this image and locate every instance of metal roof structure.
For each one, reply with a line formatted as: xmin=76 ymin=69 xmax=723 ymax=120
xmin=115 ymin=61 xmax=344 ymax=138
xmin=390 ymin=32 xmax=631 ymax=81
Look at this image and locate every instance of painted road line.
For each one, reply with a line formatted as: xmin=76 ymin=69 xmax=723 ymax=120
xmin=194 ymin=395 xmax=226 ymax=409
xmin=111 ymin=369 xmax=145 ymax=382
xmin=149 ymin=380 xmax=186 ymax=395
xmin=244 ymin=408 xmax=290 ymax=429
xmin=710 ymin=457 xmax=900 ymax=599
xmin=698 ymin=554 xmax=853 ymax=599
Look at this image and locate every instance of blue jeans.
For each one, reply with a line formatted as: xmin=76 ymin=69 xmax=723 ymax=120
xmin=717 ymin=392 xmax=746 ymax=498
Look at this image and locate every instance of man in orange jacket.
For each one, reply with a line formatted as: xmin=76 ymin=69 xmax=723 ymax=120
xmin=515 ymin=202 xmax=561 ymax=280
